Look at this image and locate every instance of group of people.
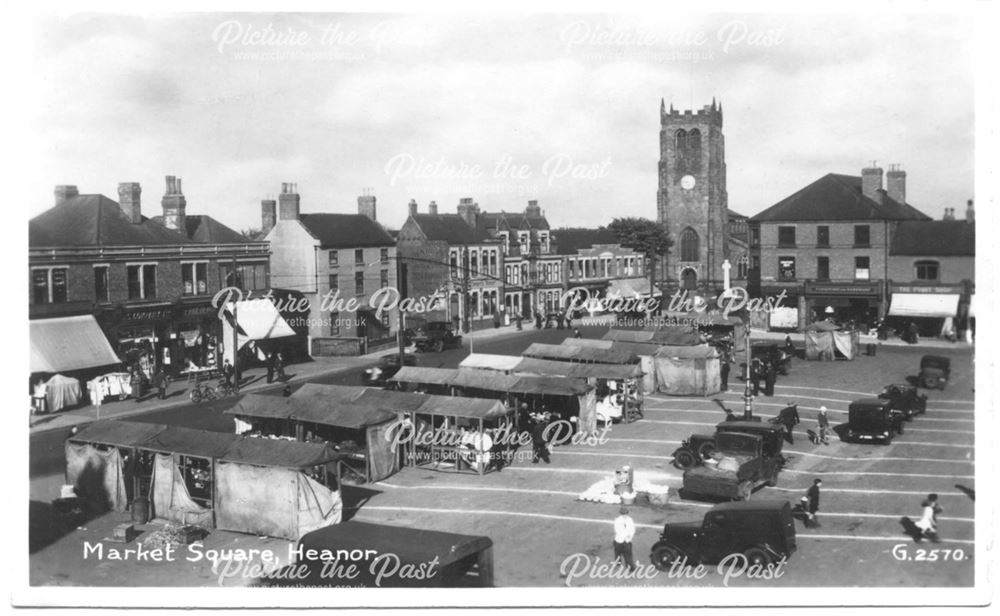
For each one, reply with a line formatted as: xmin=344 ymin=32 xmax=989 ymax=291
xmin=534 ymin=310 xmax=572 ymax=330
xmin=128 ymin=364 xmax=169 ymax=402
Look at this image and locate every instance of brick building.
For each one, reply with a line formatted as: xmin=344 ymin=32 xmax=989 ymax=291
xmin=551 ymin=227 xmax=649 ymax=301
xmin=29 ymin=177 xmax=270 ymax=375
xmin=749 ymin=165 xmax=932 ymax=330
xmin=264 ymin=184 xmax=399 ymax=356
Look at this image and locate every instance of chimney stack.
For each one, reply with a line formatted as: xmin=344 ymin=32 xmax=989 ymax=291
xmin=408 ymin=199 xmax=418 ymax=218
xmin=886 ymin=164 xmax=906 ymax=204
xmin=428 ymin=200 xmax=438 ymax=215
xmin=358 ymin=189 xmax=377 ymax=222
xmin=861 ymin=163 xmax=883 ymax=203
xmin=161 ymin=175 xmax=187 ymax=232
xmin=54 ymin=185 xmax=79 ymax=206
xmin=261 ymin=198 xmax=277 ymax=235
xmin=526 ymin=199 xmax=541 ymax=217
xmin=118 ymin=182 xmax=142 ymax=224
xmin=942 ymin=208 xmax=955 ymax=221
xmin=966 ymin=198 xmax=974 ymax=223
xmin=456 ymin=197 xmax=480 ymax=228
xmin=278 ymin=182 xmax=300 ymax=220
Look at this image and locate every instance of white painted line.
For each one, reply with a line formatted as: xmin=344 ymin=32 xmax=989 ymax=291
xmin=781 ymin=468 xmax=974 ymax=480
xmin=889 ymin=441 xmax=975 ymax=449
xmin=903 ymin=427 xmax=974 ymax=435
xmin=773 ymin=385 xmax=878 ymax=396
xmin=782 ymin=450 xmax=974 ymax=464
xmin=506 ymin=466 xmax=678 ymax=480
xmin=375 ymin=482 xmax=581 ymax=498
xmin=816 ymin=511 xmax=974 ymax=523
xmin=798 ymin=534 xmax=974 ymax=545
xmin=557 ymin=450 xmax=673 ymax=462
xmin=769 ymin=486 xmax=971 ymax=497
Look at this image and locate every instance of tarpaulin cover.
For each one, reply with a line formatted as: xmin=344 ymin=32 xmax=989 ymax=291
xmin=458 ymin=353 xmax=523 ymax=372
xmin=139 ymin=425 xmax=240 ymax=459
xmin=297 ymin=474 xmax=343 ymax=537
xmin=602 ymin=329 xmax=656 ymax=343
xmin=514 ymin=357 xmax=642 ymax=380
xmin=888 ymin=293 xmax=961 ymax=318
xmin=46 ymin=374 xmax=81 ymax=412
xmin=522 ymin=343 xmax=638 ymax=364
xmin=452 ymin=369 xmax=521 ymax=392
xmin=507 ymin=375 xmax=591 ymax=396
xmin=560 ymin=337 xmax=614 ymax=349
xmin=365 ymin=421 xmax=399 ymax=482
xmin=389 ymin=366 xmax=458 ymax=386
xmin=603 ymin=327 xmax=702 ymax=346
xmin=563 ymin=337 xmax=666 ymax=360
xmin=653 ymin=346 xmax=721 ymax=396
xmin=219 ymin=439 xmax=341 ymax=469
xmin=65 ymin=442 xmax=128 ymax=512
xmin=417 ymin=395 xmax=508 ymax=420
xmin=150 ymin=452 xmax=212 ymax=526
xmin=226 ymin=393 xmax=294 ymax=420
xmin=31 ymin=315 xmax=120 ymax=373
xmin=577 ymin=388 xmax=598 ymax=435
xmin=291 ymin=401 xmax=399 ymax=430
xmin=353 ymin=388 xmax=429 ymax=413
xmin=70 ymin=419 xmax=167 ymax=449
xmin=804 ymin=330 xmax=835 ymax=360
xmin=804 ymin=321 xmax=840 ymax=332
xmin=221 ymin=298 xmax=297 ymax=364
xmin=833 ymin=330 xmax=860 ymax=360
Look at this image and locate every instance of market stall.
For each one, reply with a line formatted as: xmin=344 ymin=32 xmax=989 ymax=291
xmin=514 ymin=357 xmax=643 ymax=425
xmin=521 ymin=342 xmax=638 ymax=365
xmin=45 ymin=374 xmax=82 ymax=412
xmin=803 ymin=321 xmax=860 ymax=360
xmin=652 ymin=345 xmax=722 ymax=396
xmin=603 ymin=326 xmax=702 ymax=346
xmin=457 ymin=353 xmax=523 ymax=374
xmin=388 ymin=366 xmax=458 ymax=394
xmin=561 ymin=338 xmax=661 ymax=394
xmin=404 ymin=395 xmax=511 ymax=475
xmin=214 ymin=438 xmax=343 ymax=540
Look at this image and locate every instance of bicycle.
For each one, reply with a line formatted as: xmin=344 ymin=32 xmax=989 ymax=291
xmin=214 ymin=380 xmax=238 ymax=398
xmin=189 ymin=380 xmax=217 ymax=404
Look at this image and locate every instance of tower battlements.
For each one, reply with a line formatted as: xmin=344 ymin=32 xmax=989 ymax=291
xmin=660 ymin=98 xmax=723 ymax=126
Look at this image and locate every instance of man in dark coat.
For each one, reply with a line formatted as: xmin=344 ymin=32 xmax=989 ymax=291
xmin=131 ymin=368 xmax=144 ymax=402
xmin=274 ymin=352 xmax=287 ymax=381
xmin=750 ymin=358 xmax=765 ymax=396
xmin=763 ymin=362 xmax=776 ymax=396
xmin=154 ymin=368 xmax=169 ymax=400
xmin=531 ymin=418 xmax=550 ymax=464
xmin=806 ymin=478 xmax=822 ymax=527
xmin=266 ymin=352 xmax=275 ymax=384
xmin=222 ymin=359 xmax=234 ymax=388
xmin=719 ymin=349 xmax=731 ymax=391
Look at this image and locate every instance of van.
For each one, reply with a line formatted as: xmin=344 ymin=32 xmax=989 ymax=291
xmin=847 ymin=398 xmax=904 ymax=443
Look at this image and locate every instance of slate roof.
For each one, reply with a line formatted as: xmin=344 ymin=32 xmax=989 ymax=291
xmin=477 ymin=210 xmax=550 ymax=233
xmin=890 ymin=220 xmax=975 ymax=256
xmin=552 ymin=227 xmax=621 ymax=255
xmin=727 ymin=209 xmax=748 ymax=220
xmin=151 ymin=214 xmax=249 ymax=244
xmin=751 ymin=173 xmax=932 ymax=223
xmin=409 ymin=213 xmax=493 ymax=244
xmin=299 ymin=213 xmax=396 ymax=248
xmin=29 ymin=194 xmax=192 ymax=247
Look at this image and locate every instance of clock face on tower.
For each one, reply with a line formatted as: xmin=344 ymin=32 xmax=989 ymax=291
xmin=680 ymin=175 xmax=696 ymax=190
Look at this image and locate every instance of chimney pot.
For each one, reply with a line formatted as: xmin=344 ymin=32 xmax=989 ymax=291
xmin=358 ymin=193 xmax=377 ymax=222
xmin=54 ymin=185 xmax=79 ymax=206
xmin=408 ymin=199 xmax=418 ymax=217
xmin=261 ymin=198 xmax=277 ymax=235
xmin=861 ymin=165 xmax=883 ymax=202
xmin=161 ymin=175 xmax=187 ymax=232
xmin=886 ymin=165 xmax=906 ymax=205
xmin=278 ymin=182 xmax=300 ymax=220
xmin=428 ymin=200 xmax=438 ymax=215
xmin=118 ymin=182 xmax=142 ymax=224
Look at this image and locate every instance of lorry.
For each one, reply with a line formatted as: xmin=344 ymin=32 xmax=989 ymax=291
xmin=409 ymin=321 xmax=463 ymax=353
xmin=680 ymin=422 xmax=787 ymax=501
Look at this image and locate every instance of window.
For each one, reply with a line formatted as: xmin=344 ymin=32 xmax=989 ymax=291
xmin=750 ymin=226 xmax=760 ymax=247
xmin=94 ymin=266 xmax=110 ymax=303
xmin=329 ymin=312 xmax=340 ymax=335
xmin=32 ymin=267 xmax=69 ymax=304
xmin=816 ymin=226 xmax=830 ymax=247
xmin=328 ymin=250 xmax=339 ymax=267
xmin=778 ymin=226 xmax=796 ymax=248
xmin=470 ymin=251 xmax=478 ymax=275
xmin=737 ymin=257 xmax=748 ymax=279
xmin=32 ymin=270 xmax=48 ymax=304
xmin=680 ymin=227 xmax=699 ymax=262
xmin=355 ymin=271 xmax=365 ymax=296
xmin=816 ymin=256 xmax=829 ymax=280
xmin=355 ymin=249 xmax=364 ymax=266
xmin=127 ymin=264 xmax=156 ymax=300
xmin=380 ymin=269 xmax=389 ymax=288
xmin=854 ymin=225 xmax=870 ymax=247
xmin=854 ymin=256 xmax=870 ymax=280
xmin=450 ymin=251 xmax=458 ymax=278
xmin=328 ymin=274 xmax=338 ymax=292
xmin=182 ymin=262 xmax=208 ymax=295
xmin=380 ymin=248 xmax=389 ymax=264
xmin=915 ymin=260 xmax=939 ymax=281
xmin=380 ymin=313 xmax=390 ymax=329
xmin=778 ymin=256 xmax=796 ymax=281
xmin=221 ymin=262 xmax=268 ymax=291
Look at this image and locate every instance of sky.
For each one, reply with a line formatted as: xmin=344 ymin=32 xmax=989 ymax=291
xmin=29 ymin=10 xmax=976 ymax=233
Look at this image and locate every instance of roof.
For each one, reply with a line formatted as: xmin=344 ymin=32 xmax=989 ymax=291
xmin=477 ymin=210 xmax=550 ymax=233
xmin=603 ymin=327 xmax=702 ymax=346
xmin=507 ymin=375 xmax=591 ymax=396
xmin=451 ymin=369 xmax=522 ymax=391
xmin=727 ymin=209 xmax=748 ymax=220
xmin=151 ymin=214 xmax=249 ymax=244
xmin=29 ymin=194 xmax=192 ymax=247
xmin=31 ymin=315 xmax=122 ymax=373
xmin=521 ymin=343 xmax=638 ymax=364
xmin=353 ymin=388 xmax=429 ymax=412
xmin=229 ymin=385 xmax=404 ymax=428
xmin=562 ymin=338 xmax=663 ymax=357
xmin=514 ymin=357 xmax=642 ymax=380
xmin=227 ymin=393 xmax=293 ymax=419
xmin=409 ymin=214 xmax=492 ymax=244
xmin=219 ymin=438 xmax=341 ymax=468
xmin=890 ymin=220 xmax=975 ymax=256
xmin=458 ymin=353 xmax=524 ymax=372
xmin=418 ymin=395 xmax=508 ymax=419
xmin=551 ymin=227 xmax=620 ymax=255
xmin=137 ymin=425 xmax=239 ymax=458
xmin=69 ymin=420 xmax=167 ymax=448
xmin=654 ymin=345 xmax=719 ymax=359
xmin=750 ymin=173 xmax=932 ymax=223
xmin=299 ymin=213 xmax=396 ymax=248
xmin=389 ymin=366 xmax=458 ymax=386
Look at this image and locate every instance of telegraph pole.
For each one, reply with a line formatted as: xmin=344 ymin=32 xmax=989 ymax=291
xmin=231 ymin=252 xmax=240 ymax=393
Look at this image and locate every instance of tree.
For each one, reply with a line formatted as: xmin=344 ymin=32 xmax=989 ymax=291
xmin=240 ymin=227 xmax=263 ymax=241
xmin=608 ymin=217 xmax=673 ymax=309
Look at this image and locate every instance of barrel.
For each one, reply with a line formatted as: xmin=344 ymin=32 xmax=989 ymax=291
xmin=866 ymin=343 xmax=877 ymax=357
xmin=131 ymin=496 xmax=150 ymax=525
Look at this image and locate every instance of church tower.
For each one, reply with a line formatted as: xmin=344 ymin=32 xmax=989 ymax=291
xmin=656 ymin=98 xmax=730 ymax=292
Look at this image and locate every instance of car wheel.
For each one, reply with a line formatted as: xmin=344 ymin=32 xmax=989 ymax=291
xmin=672 ymin=448 xmax=697 ymax=470
xmin=743 ymin=546 xmax=773 ymax=567
xmin=650 ymin=544 xmax=686 ymax=572
xmin=190 ymin=390 xmax=201 ymax=404
xmin=118 ymin=393 xmax=128 ymax=402
xmin=697 ymin=441 xmax=716 ymax=460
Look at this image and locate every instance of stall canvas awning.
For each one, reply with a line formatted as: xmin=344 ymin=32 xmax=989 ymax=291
xmin=31 ymin=315 xmax=121 ymax=373
xmin=522 ymin=342 xmax=638 ymax=365
xmin=226 ymin=394 xmax=295 ymax=420
xmin=452 ymin=369 xmax=522 ymax=392
xmin=458 ymin=353 xmax=523 ymax=372
xmin=138 ymin=425 xmax=240 ymax=459
xmin=888 ymin=293 xmax=960 ymax=318
xmin=219 ymin=438 xmax=342 ymax=469
xmin=389 ymin=366 xmax=458 ymax=386
xmin=68 ymin=419 xmax=168 ymax=449
xmin=562 ymin=338 xmax=661 ymax=357
xmin=560 ymin=338 xmax=614 ymax=349
xmin=508 ymin=375 xmax=591 ymax=396
xmin=514 ymin=357 xmax=642 ymax=380
xmin=353 ymin=388 xmax=429 ymax=413
xmin=653 ymin=345 xmax=719 ymax=359
xmin=417 ymin=395 xmax=508 ymax=419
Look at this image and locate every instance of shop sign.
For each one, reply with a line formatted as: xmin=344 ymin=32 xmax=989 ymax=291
xmin=179 ymin=303 xmax=218 ymax=318
xmin=804 ymin=281 xmax=880 ymax=297
xmin=890 ymin=283 xmax=964 ymax=294
xmin=122 ymin=306 xmax=174 ymax=323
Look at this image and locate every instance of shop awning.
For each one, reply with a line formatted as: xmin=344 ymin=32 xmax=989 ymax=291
xmin=888 ymin=293 xmax=960 ymax=318
xmin=30 ymin=315 xmax=121 ymax=373
xmin=458 ymin=353 xmax=523 ymax=372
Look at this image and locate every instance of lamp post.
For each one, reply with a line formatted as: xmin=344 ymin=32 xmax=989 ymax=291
xmin=736 ymin=254 xmax=752 ymax=420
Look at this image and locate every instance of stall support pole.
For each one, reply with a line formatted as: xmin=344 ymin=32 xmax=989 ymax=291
xmin=743 ymin=315 xmax=753 ymax=420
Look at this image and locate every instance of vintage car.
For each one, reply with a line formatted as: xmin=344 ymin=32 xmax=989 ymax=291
xmin=919 ymin=355 xmax=951 ymax=390
xmin=680 ymin=422 xmax=787 ymax=501
xmin=361 ymin=352 xmax=417 ymax=386
xmin=878 ymin=383 xmax=928 ymax=420
xmin=410 ymin=321 xmax=463 ymax=352
xmin=672 ymin=417 xmax=792 ymax=470
xmin=650 ymin=500 xmax=796 ymax=570
xmin=750 ymin=342 xmax=792 ymax=376
xmin=847 ymin=398 xmax=905 ymax=443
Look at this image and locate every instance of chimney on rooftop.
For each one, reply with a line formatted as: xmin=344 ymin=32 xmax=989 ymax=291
xmin=408 ymin=199 xmax=418 ymax=218
xmin=428 ymin=200 xmax=438 ymax=216
xmin=118 ymin=182 xmax=142 ymax=224
xmin=861 ymin=163 xmax=883 ymax=202
xmin=358 ymin=189 xmax=377 ymax=222
xmin=456 ymin=197 xmax=480 ymax=228
xmin=526 ymin=199 xmax=541 ymax=217
xmin=161 ymin=175 xmax=187 ymax=232
xmin=942 ymin=208 xmax=955 ymax=221
xmin=54 ymin=185 xmax=78 ymax=206
xmin=966 ymin=199 xmax=974 ymax=223
xmin=886 ymin=164 xmax=906 ymax=204
xmin=261 ymin=197 xmax=277 ymax=235
xmin=278 ymin=182 xmax=300 ymax=220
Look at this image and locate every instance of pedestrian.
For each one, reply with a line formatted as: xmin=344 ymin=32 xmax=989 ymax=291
xmin=806 ymin=478 xmax=822 ymax=527
xmin=817 ymin=406 xmax=830 ymax=445
xmin=274 ymin=352 xmax=287 ymax=381
xmin=719 ymin=349 xmax=730 ymax=391
xmin=750 ymin=358 xmax=764 ymax=396
xmin=556 ymin=311 xmax=565 ymax=330
xmin=266 ymin=352 xmax=275 ymax=384
xmin=784 ymin=335 xmax=795 ymax=358
xmin=154 ymin=367 xmax=169 ymax=400
xmin=535 ymin=312 xmax=543 ymax=329
xmin=613 ymin=507 xmax=637 ymax=572
xmin=32 ymin=377 xmax=48 ymax=415
xmin=764 ymin=361 xmax=776 ymax=397
xmin=130 ymin=367 xmax=144 ymax=403
xmin=907 ymin=321 xmax=919 ymax=345
xmin=531 ymin=417 xmax=550 ymax=464
xmin=283 ymin=384 xmax=293 ymax=397
xmin=493 ymin=311 xmax=501 ymax=329
xmin=915 ymin=493 xmax=943 ymax=542
xmin=515 ymin=313 xmax=523 ymax=331
xmin=222 ymin=359 xmax=234 ymax=388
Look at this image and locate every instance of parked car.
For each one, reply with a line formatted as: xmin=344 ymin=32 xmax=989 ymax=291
xmin=672 ymin=419 xmax=788 ymax=470
xmin=847 ymin=398 xmax=904 ymax=443
xmin=361 ymin=352 xmax=417 ymax=386
xmin=650 ymin=500 xmax=796 ymax=570
xmin=410 ymin=321 xmax=463 ymax=352
xmin=919 ymin=355 xmax=951 ymax=390
xmin=680 ymin=422 xmax=787 ymax=501
xmin=878 ymin=383 xmax=927 ymax=420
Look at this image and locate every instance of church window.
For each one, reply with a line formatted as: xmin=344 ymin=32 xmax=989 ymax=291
xmin=675 ymin=129 xmax=687 ymax=149
xmin=680 ymin=227 xmax=699 ymax=262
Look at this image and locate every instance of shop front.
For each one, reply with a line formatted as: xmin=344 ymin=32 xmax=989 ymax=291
xmin=803 ymin=281 xmax=882 ymax=331
xmin=887 ymin=283 xmax=964 ymax=338
xmin=759 ymin=283 xmax=802 ymax=331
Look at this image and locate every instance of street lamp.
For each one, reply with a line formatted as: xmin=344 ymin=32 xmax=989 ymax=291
xmin=735 ymin=254 xmax=753 ymax=420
